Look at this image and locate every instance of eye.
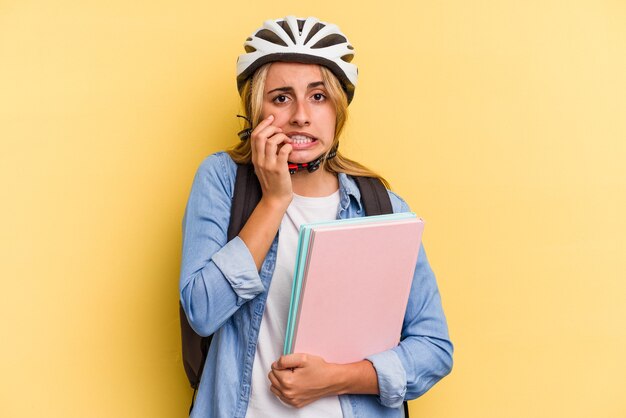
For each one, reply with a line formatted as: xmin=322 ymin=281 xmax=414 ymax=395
xmin=272 ymin=94 xmax=290 ymax=104
xmin=312 ymin=93 xmax=326 ymax=102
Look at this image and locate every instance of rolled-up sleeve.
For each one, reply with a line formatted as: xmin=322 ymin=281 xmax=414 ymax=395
xmin=364 ymin=192 xmax=453 ymax=407
xmin=365 ymin=350 xmax=407 ymax=408
xmin=211 ymin=236 xmax=264 ymax=303
xmin=179 ymin=153 xmax=265 ymax=337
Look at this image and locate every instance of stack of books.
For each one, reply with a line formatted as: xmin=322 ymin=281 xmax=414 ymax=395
xmin=283 ymin=212 xmax=424 ymax=364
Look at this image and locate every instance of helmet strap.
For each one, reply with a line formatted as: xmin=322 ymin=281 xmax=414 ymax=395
xmin=237 ymin=115 xmax=252 ymax=141
xmin=288 ymin=147 xmax=338 ymax=175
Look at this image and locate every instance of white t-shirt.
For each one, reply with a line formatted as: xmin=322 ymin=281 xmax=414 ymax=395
xmin=246 ymin=191 xmax=343 ymax=418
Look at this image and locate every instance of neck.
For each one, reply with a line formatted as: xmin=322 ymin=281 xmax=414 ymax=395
xmin=291 ymin=168 xmax=339 ymax=197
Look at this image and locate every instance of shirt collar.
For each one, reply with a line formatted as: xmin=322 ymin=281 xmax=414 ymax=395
xmin=337 ymin=173 xmax=363 ymax=213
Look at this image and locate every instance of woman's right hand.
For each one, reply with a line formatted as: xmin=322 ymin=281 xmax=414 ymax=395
xmin=250 ymin=114 xmax=293 ymax=208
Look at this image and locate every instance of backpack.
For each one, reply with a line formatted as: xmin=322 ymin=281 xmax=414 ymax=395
xmin=179 ymin=163 xmax=408 ymax=415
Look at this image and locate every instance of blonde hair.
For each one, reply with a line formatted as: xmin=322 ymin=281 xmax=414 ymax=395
xmin=227 ymin=63 xmax=390 ymax=188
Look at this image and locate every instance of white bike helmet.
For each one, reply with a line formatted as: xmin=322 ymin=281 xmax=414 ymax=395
xmin=236 ymin=16 xmax=358 ymax=103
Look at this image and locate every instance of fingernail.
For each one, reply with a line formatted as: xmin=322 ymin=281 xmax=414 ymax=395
xmin=268 ymin=115 xmax=274 ymax=120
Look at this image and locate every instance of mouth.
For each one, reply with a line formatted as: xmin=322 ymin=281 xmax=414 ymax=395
xmin=287 ymin=133 xmax=318 ymax=150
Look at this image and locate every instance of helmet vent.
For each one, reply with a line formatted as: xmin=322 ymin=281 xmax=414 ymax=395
xmin=303 ymin=22 xmax=325 ymax=44
xmin=297 ymin=19 xmax=306 ymax=34
xmin=341 ymin=54 xmax=354 ymax=63
xmin=255 ymin=29 xmax=288 ymax=47
xmin=276 ymin=21 xmax=296 ymax=44
xmin=244 ymin=45 xmax=256 ymax=53
xmin=310 ymin=34 xmax=347 ymax=49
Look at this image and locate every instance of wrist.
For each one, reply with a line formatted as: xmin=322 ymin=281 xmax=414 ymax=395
xmin=332 ymin=363 xmax=351 ymax=396
xmin=332 ymin=360 xmax=379 ymax=396
xmin=260 ymin=194 xmax=292 ymax=211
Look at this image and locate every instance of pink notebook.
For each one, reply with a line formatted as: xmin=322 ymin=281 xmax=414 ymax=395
xmin=290 ymin=217 xmax=424 ymax=364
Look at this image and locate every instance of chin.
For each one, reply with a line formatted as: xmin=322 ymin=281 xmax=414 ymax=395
xmin=288 ymin=148 xmax=329 ymax=163
xmin=287 ymin=152 xmax=315 ymax=163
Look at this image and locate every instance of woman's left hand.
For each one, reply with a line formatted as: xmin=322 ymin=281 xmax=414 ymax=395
xmin=268 ymin=354 xmax=342 ymax=408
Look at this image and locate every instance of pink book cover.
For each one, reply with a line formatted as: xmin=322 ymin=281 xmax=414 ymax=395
xmin=291 ymin=218 xmax=424 ymax=364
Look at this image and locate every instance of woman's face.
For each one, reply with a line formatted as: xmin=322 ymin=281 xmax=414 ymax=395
xmin=261 ymin=62 xmax=337 ymax=164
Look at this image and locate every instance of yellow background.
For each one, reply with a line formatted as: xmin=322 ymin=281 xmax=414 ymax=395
xmin=1 ymin=1 xmax=625 ymax=417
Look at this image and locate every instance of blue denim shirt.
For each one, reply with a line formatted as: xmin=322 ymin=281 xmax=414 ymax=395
xmin=180 ymin=152 xmax=453 ymax=418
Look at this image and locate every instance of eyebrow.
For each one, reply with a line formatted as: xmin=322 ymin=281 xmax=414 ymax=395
xmin=267 ymin=81 xmax=325 ymax=95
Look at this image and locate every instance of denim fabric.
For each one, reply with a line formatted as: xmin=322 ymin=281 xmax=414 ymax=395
xmin=180 ymin=152 xmax=453 ymax=418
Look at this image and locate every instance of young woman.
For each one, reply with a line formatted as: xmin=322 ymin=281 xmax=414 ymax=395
xmin=179 ymin=16 xmax=453 ymax=418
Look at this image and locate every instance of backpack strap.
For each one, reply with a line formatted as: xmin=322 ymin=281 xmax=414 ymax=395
xmin=352 ymin=176 xmax=393 ymax=216
xmin=227 ymin=164 xmax=262 ymax=240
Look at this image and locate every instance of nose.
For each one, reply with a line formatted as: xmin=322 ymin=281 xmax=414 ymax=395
xmin=290 ymin=100 xmax=310 ymax=127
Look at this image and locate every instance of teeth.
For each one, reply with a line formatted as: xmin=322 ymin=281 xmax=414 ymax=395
xmin=290 ymin=135 xmax=314 ymax=144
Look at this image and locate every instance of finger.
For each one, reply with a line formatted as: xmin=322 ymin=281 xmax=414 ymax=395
xmin=277 ymin=143 xmax=293 ymax=166
xmin=269 ymin=368 xmax=288 ymax=387
xmin=253 ymin=122 xmax=282 ymax=139
xmin=250 ymin=114 xmax=277 ymax=152
xmin=265 ymin=132 xmax=291 ymax=147
xmin=251 ymin=113 xmax=280 ymax=142
xmin=268 ymin=370 xmax=281 ymax=389
xmin=276 ymin=354 xmax=305 ymax=370
xmin=269 ymin=384 xmax=287 ymax=403
xmin=253 ymin=114 xmax=275 ymax=135
xmin=270 ymin=383 xmax=299 ymax=408
xmin=254 ymin=124 xmax=283 ymax=148
xmin=265 ymin=133 xmax=291 ymax=165
xmin=252 ymin=126 xmax=283 ymax=165
xmin=251 ymin=128 xmax=269 ymax=166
